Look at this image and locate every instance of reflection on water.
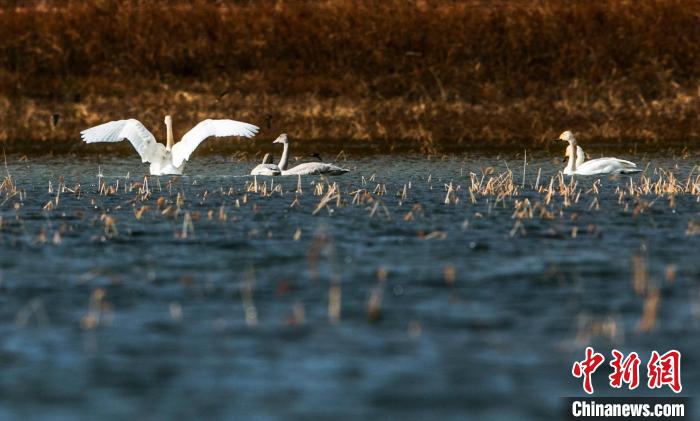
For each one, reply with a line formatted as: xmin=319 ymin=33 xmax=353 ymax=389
xmin=0 ymin=153 xmax=698 ymax=419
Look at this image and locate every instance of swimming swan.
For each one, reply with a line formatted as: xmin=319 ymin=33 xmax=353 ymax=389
xmin=273 ymin=134 xmax=349 ymax=176
xmin=81 ymin=115 xmax=259 ymax=175
xmin=559 ymin=131 xmax=641 ymax=175
xmin=250 ymin=153 xmax=281 ymax=176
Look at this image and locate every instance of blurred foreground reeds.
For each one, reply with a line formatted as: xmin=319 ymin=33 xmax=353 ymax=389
xmin=1 ymin=0 xmax=699 ymax=153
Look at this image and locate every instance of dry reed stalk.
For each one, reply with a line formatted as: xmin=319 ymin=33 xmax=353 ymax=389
xmin=329 ymin=282 xmax=341 ymax=323
xmin=81 ymin=288 xmax=109 ymax=330
xmin=637 ymin=288 xmax=660 ymax=333
xmin=241 ymin=270 xmax=258 ymax=327
xmin=178 ymin=211 xmax=194 ymax=239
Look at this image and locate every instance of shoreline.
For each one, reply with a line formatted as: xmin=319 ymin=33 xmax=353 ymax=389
xmin=2 ymin=87 xmax=699 ymax=155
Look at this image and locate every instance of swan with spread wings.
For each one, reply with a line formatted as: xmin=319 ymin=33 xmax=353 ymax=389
xmin=81 ymin=115 xmax=259 ymax=175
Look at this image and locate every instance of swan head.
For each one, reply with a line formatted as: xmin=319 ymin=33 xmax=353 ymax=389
xmin=164 ymin=115 xmax=172 ymax=126
xmin=272 ymin=133 xmax=288 ymax=144
xmin=558 ymin=130 xmax=576 ymax=144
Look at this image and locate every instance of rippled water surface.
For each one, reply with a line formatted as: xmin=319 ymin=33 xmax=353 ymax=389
xmin=0 ymin=153 xmax=698 ymax=419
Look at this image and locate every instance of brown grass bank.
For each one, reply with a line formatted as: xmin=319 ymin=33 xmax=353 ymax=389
xmin=1 ymin=0 xmax=699 ymax=154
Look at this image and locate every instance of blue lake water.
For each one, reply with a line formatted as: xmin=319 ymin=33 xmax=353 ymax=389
xmin=0 ymin=153 xmax=697 ymax=419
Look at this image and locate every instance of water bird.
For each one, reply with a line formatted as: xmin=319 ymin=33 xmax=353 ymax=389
xmin=273 ymin=134 xmax=349 ymax=176
xmin=81 ymin=115 xmax=259 ymax=175
xmin=250 ymin=153 xmax=281 ymax=176
xmin=559 ymin=131 xmax=641 ymax=175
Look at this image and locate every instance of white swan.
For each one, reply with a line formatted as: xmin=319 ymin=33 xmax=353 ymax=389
xmin=559 ymin=131 xmax=641 ymax=175
xmin=250 ymin=153 xmax=281 ymax=176
xmin=274 ymin=134 xmax=349 ymax=176
xmin=81 ymin=115 xmax=259 ymax=175
xmin=565 ymin=144 xmax=586 ymax=168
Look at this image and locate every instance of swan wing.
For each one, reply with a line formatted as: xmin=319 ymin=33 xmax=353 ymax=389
xmin=576 ymin=158 xmax=615 ymax=174
xmin=80 ymin=119 xmax=163 ymax=163
xmin=172 ymin=119 xmax=259 ymax=167
xmin=282 ymin=162 xmax=350 ymax=176
xmin=611 ymin=158 xmax=641 ymax=174
xmin=577 ymin=158 xmax=639 ymax=175
xmin=250 ymin=163 xmax=281 ymax=176
xmin=613 ymin=158 xmax=638 ymax=168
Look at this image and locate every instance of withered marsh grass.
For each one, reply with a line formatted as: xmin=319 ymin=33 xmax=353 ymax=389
xmin=1 ymin=1 xmax=699 ymax=151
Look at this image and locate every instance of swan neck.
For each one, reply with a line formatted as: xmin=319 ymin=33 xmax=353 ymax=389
xmin=278 ymin=142 xmax=289 ymax=170
xmin=564 ymin=143 xmax=576 ymax=173
xmin=165 ymin=119 xmax=174 ymax=151
xmin=576 ymin=146 xmax=586 ymax=168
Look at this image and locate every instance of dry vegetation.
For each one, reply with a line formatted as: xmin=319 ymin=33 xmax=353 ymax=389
xmin=1 ymin=0 xmax=700 ymax=153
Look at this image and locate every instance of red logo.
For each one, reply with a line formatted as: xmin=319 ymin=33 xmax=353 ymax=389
xmin=647 ymin=350 xmax=682 ymax=393
xmin=572 ymin=348 xmax=682 ymax=394
xmin=572 ymin=347 xmax=606 ymax=394
xmin=609 ymin=350 xmax=641 ymax=390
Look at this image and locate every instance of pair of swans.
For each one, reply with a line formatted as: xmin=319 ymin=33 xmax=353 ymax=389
xmin=250 ymin=134 xmax=349 ymax=176
xmin=81 ymin=116 xmax=259 ymax=175
xmin=559 ymin=131 xmax=641 ymax=175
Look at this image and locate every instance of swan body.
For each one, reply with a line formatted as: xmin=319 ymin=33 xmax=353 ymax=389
xmin=81 ymin=116 xmax=259 ymax=175
xmin=281 ymin=162 xmax=350 ymax=176
xmin=272 ymin=134 xmax=349 ymax=176
xmin=565 ymin=157 xmax=640 ymax=176
xmin=250 ymin=164 xmax=281 ymax=176
xmin=559 ymin=131 xmax=641 ymax=176
xmin=250 ymin=153 xmax=281 ymax=176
